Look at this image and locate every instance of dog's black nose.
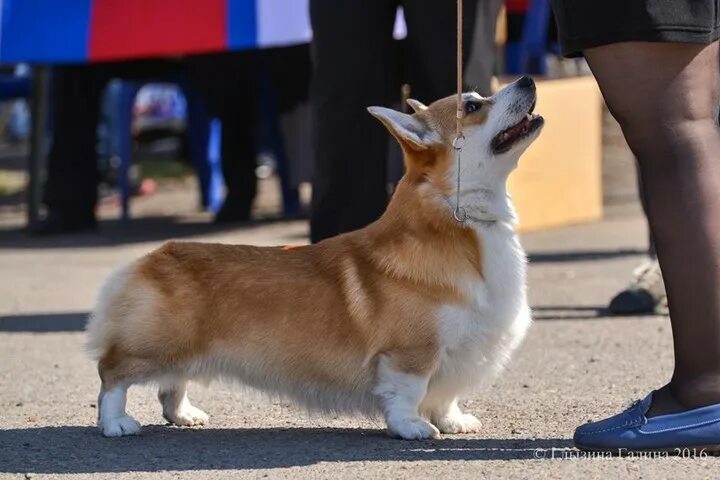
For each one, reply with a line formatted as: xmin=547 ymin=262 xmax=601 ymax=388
xmin=517 ymin=75 xmax=534 ymax=88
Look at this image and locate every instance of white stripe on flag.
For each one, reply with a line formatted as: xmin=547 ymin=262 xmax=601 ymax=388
xmin=256 ymin=0 xmax=312 ymax=48
xmin=254 ymin=2 xmax=406 ymax=48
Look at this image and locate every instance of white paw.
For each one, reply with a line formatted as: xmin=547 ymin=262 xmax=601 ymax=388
xmin=100 ymin=415 xmax=141 ymax=437
xmin=387 ymin=418 xmax=440 ymax=440
xmin=164 ymin=405 xmax=209 ymax=427
xmin=434 ymin=412 xmax=482 ymax=434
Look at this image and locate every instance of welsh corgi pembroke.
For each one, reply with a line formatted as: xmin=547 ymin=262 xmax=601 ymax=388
xmin=87 ymin=76 xmax=543 ymax=440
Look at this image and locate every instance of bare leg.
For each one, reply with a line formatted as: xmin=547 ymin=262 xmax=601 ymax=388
xmin=584 ymin=41 xmax=720 ymax=415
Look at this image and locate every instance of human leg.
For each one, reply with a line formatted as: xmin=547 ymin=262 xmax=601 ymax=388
xmin=35 ymin=66 xmax=106 ymax=234
xmin=585 ymin=41 xmax=720 ymax=414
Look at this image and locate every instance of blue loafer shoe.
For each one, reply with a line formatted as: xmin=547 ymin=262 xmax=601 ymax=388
xmin=574 ymin=391 xmax=720 ymax=454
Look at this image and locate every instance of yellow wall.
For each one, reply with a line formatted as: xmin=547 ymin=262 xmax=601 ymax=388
xmin=506 ymin=76 xmax=603 ymax=231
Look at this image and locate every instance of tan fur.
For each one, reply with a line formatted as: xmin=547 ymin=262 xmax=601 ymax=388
xmin=92 ymin=164 xmax=480 ymax=390
xmin=417 ymin=95 xmax=492 ymax=141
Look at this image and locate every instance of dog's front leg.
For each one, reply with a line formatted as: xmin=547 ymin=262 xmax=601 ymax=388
xmin=428 ymin=398 xmax=483 ymax=434
xmin=373 ymin=354 xmax=440 ymax=440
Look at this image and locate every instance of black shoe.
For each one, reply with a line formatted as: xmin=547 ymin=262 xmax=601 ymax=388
xmin=608 ymin=288 xmax=656 ymax=315
xmin=608 ymin=259 xmax=667 ymax=315
xmin=28 ymin=209 xmax=97 ymax=236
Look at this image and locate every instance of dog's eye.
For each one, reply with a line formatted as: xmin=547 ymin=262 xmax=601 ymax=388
xmin=465 ymin=102 xmax=481 ymax=115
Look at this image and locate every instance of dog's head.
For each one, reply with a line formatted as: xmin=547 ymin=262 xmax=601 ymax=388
xmin=369 ymin=76 xmax=543 ymax=222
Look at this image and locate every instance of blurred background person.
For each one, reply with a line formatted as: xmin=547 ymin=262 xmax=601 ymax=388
xmin=32 ymin=45 xmax=310 ymax=234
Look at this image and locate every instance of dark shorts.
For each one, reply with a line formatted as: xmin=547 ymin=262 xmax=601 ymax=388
xmin=551 ymin=0 xmax=720 ymax=57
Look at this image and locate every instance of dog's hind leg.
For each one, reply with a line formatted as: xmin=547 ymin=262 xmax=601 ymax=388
xmin=158 ymin=379 xmax=209 ymax=427
xmin=98 ymin=381 xmax=141 ymax=437
xmin=96 ymin=348 xmax=157 ymax=437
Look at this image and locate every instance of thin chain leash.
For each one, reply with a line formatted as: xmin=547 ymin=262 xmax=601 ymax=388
xmin=453 ymin=0 xmax=467 ymax=224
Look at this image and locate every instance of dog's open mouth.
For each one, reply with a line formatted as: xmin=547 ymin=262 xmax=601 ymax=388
xmin=491 ymin=102 xmax=544 ymax=154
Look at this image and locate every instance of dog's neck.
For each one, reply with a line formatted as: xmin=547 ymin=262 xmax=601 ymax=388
xmin=355 ymin=177 xmax=516 ymax=289
xmin=443 ymin=184 xmax=517 ymax=227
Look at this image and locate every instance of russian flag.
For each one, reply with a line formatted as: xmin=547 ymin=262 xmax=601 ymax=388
xmin=0 ymin=0 xmax=311 ymax=64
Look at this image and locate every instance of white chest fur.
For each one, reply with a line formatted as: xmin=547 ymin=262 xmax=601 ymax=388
xmin=430 ymin=222 xmax=531 ymax=399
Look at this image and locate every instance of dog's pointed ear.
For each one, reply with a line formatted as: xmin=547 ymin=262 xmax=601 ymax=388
xmin=406 ymin=98 xmax=428 ymax=113
xmin=367 ymin=106 xmax=438 ymax=151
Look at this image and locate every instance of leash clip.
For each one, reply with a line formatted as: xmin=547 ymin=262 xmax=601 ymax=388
xmin=452 ymin=134 xmax=466 ymax=224
xmin=452 ymin=134 xmax=465 ymax=151
xmin=453 ymin=205 xmax=467 ymax=223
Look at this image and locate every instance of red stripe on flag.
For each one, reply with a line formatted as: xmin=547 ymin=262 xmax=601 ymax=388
xmin=89 ymin=0 xmax=227 ymax=61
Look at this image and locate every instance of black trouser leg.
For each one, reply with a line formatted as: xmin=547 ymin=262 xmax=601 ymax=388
xmin=43 ymin=66 xmax=106 ymax=216
xmin=187 ymin=52 xmax=258 ymax=219
xmin=309 ymin=0 xmax=397 ymax=242
xmin=218 ymin=114 xmax=257 ymax=217
xmin=402 ymin=0 xmax=478 ymax=102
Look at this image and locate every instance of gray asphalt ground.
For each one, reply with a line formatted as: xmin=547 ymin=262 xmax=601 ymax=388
xmin=1 ymin=116 xmax=718 ymax=479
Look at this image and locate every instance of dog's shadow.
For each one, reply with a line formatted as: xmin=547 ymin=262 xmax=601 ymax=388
xmin=0 ymin=425 xmax=572 ymax=473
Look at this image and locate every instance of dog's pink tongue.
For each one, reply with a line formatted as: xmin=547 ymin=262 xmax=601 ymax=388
xmin=507 ymin=117 xmax=530 ymax=137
